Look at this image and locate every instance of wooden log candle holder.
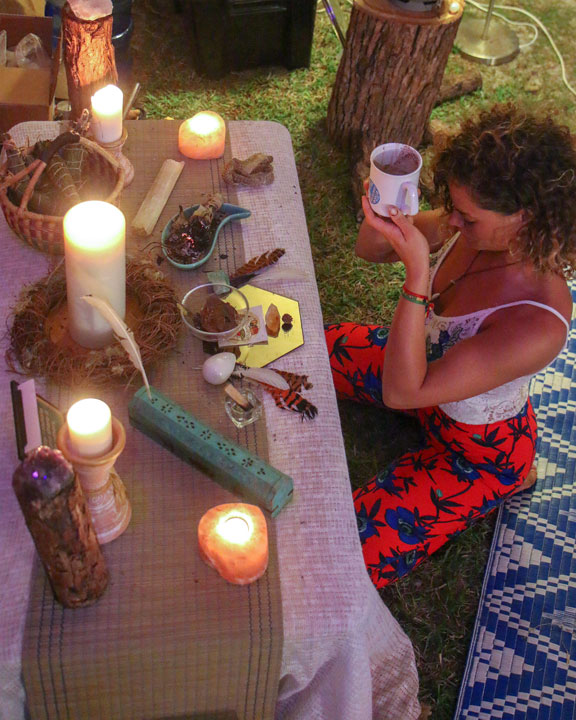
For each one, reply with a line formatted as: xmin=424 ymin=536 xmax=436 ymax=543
xmin=62 ymin=0 xmax=118 ymax=122
xmin=12 ymin=446 xmax=108 ymax=608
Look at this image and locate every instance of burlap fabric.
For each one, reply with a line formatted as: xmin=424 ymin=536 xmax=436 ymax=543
xmin=9 ymin=120 xmax=282 ymax=720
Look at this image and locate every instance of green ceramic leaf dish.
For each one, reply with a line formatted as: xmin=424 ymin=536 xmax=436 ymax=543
xmin=161 ymin=203 xmax=251 ymax=270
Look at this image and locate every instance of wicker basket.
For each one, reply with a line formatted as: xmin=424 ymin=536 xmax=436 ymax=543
xmin=0 ymin=136 xmax=125 ymax=255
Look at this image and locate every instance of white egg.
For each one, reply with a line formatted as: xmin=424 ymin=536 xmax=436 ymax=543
xmin=202 ymin=352 xmax=237 ymax=385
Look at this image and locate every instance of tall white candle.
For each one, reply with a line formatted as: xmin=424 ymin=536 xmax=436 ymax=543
xmin=63 ymin=201 xmax=126 ymax=349
xmin=91 ymin=84 xmax=123 ymax=143
xmin=66 ymin=399 xmax=113 ymax=458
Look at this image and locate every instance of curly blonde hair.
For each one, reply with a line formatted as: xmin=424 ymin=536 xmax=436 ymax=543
xmin=433 ymin=104 xmax=576 ymax=276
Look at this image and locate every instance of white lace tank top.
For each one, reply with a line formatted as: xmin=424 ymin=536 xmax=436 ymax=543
xmin=425 ymin=234 xmax=571 ymax=424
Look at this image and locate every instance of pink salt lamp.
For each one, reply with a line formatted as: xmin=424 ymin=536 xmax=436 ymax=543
xmin=178 ymin=111 xmax=226 ymax=159
xmin=198 ymin=503 xmax=268 ymax=585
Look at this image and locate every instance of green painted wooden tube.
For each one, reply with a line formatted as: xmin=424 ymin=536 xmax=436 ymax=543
xmin=128 ymin=386 xmax=293 ymax=517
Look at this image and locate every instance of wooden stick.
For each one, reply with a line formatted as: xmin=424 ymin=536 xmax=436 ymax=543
xmin=224 ymin=383 xmax=253 ymax=410
xmin=131 ymin=159 xmax=185 ymax=236
xmin=18 ymin=161 xmax=47 ymax=214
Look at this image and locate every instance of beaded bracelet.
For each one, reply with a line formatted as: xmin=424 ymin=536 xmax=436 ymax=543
xmin=401 ymin=284 xmax=428 ymax=302
xmin=400 ymin=284 xmax=429 ymax=309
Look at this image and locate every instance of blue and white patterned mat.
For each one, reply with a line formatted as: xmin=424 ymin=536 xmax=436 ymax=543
xmin=455 ymin=297 xmax=576 ymax=720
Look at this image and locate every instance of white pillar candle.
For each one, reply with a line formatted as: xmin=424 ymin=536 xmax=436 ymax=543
xmin=63 ymin=201 xmax=126 ymax=349
xmin=91 ymin=84 xmax=124 ymax=143
xmin=178 ymin=111 xmax=226 ymax=159
xmin=66 ymin=399 xmax=113 ymax=458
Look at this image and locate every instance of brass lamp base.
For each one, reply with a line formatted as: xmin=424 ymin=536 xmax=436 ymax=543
xmin=456 ymin=15 xmax=519 ymax=66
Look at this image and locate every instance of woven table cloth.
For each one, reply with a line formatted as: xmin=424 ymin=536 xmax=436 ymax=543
xmin=0 ymin=120 xmax=420 ymax=720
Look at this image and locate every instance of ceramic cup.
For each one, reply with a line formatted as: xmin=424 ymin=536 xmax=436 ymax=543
xmin=368 ymin=143 xmax=423 ymax=217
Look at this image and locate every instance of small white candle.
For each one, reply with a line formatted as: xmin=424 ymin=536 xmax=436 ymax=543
xmin=178 ymin=111 xmax=226 ymax=159
xmin=217 ymin=515 xmax=252 ymax=544
xmin=64 ymin=201 xmax=126 ymax=349
xmin=198 ymin=503 xmax=268 ymax=585
xmin=91 ymin=84 xmax=123 ymax=143
xmin=66 ymin=399 xmax=113 ymax=458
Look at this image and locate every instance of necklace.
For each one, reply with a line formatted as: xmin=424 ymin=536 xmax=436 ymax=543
xmin=430 ymin=252 xmax=523 ymax=302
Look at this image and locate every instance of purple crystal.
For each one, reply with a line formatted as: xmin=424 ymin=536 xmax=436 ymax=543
xmin=13 ymin=446 xmax=75 ymax=503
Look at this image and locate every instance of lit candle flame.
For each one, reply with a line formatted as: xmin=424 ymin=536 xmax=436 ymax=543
xmin=188 ymin=112 xmax=222 ymax=137
xmin=217 ymin=514 xmax=252 ymax=544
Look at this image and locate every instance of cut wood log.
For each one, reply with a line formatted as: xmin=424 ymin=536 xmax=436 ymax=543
xmin=327 ymin=0 xmax=463 ymax=170
xmin=435 ymin=70 xmax=482 ymax=106
xmin=62 ymin=1 xmax=118 ymax=122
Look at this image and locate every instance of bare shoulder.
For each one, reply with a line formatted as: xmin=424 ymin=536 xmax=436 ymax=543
xmin=483 ymin=270 xmax=572 ymax=357
xmin=522 ymin=270 xmax=572 ymax=325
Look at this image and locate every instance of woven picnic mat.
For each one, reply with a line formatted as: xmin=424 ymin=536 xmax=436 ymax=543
xmin=20 ymin=120 xmax=282 ymax=720
xmin=455 ymin=282 xmax=576 ymax=719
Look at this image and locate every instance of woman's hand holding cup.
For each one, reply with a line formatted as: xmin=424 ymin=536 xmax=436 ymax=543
xmin=368 ymin=142 xmax=422 ymax=218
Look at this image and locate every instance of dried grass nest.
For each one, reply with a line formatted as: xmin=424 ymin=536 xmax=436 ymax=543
xmin=7 ymin=255 xmax=182 ymax=387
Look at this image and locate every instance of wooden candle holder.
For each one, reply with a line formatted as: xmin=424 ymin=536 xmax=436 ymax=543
xmin=96 ymin=127 xmax=134 ymax=187
xmin=57 ymin=416 xmax=132 ymax=544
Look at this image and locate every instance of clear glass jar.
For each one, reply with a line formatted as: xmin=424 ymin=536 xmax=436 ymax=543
xmin=225 ymin=389 xmax=262 ymax=428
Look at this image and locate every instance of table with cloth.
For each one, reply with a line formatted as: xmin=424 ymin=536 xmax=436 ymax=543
xmin=0 ymin=119 xmax=420 ymax=720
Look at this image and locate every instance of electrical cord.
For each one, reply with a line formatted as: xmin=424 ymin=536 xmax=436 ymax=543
xmin=466 ymin=0 xmax=576 ymax=98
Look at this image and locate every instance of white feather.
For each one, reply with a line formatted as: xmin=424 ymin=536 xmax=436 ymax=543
xmin=81 ymin=295 xmax=152 ymax=398
xmin=235 ymin=366 xmax=289 ymax=391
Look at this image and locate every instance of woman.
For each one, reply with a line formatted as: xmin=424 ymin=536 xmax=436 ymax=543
xmin=325 ymin=105 xmax=576 ymax=589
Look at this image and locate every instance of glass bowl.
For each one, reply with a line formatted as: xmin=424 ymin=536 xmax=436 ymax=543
xmin=180 ymin=282 xmax=250 ymax=342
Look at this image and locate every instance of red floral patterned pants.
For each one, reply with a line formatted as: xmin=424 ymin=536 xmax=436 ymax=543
xmin=325 ymin=322 xmax=537 ymax=589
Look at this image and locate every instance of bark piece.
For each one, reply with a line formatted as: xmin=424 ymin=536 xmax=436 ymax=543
xmin=62 ymin=1 xmax=118 ymax=122
xmin=12 ymin=446 xmax=108 ymax=608
xmin=434 ymin=70 xmax=482 ymax=106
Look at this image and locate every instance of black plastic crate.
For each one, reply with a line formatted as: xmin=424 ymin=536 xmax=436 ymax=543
xmin=183 ymin=0 xmax=316 ymax=78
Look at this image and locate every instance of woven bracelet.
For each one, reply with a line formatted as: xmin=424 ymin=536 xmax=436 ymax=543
xmin=401 ymin=283 xmax=428 ymax=302
xmin=400 ymin=289 xmax=428 ymax=308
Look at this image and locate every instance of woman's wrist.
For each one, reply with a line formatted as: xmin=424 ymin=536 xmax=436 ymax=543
xmin=400 ymin=284 xmax=430 ymax=311
xmin=403 ymin=272 xmax=429 ymax=296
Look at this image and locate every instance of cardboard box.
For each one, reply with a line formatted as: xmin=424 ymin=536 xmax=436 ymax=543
xmin=0 ymin=14 xmax=58 ymax=134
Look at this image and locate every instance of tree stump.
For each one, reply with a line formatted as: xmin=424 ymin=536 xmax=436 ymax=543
xmin=327 ymin=0 xmax=463 ymax=171
xmin=62 ymin=1 xmax=118 ymax=121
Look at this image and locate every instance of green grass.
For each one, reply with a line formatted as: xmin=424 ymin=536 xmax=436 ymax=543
xmin=130 ymin=1 xmax=576 ymax=715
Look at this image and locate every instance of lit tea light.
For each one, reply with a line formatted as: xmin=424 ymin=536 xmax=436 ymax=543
xmin=198 ymin=503 xmax=268 ymax=585
xmin=63 ymin=201 xmax=126 ymax=349
xmin=66 ymin=399 xmax=113 ymax=458
xmin=218 ymin=515 xmax=251 ymax=544
xmin=178 ymin=111 xmax=226 ymax=159
xmin=91 ymin=84 xmax=124 ymax=143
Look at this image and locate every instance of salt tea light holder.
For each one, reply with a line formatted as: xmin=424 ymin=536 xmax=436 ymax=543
xmin=91 ymin=84 xmax=134 ymax=186
xmin=198 ymin=503 xmax=268 ymax=585
xmin=57 ymin=399 xmax=131 ymax=544
xmin=178 ymin=111 xmax=226 ymax=160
